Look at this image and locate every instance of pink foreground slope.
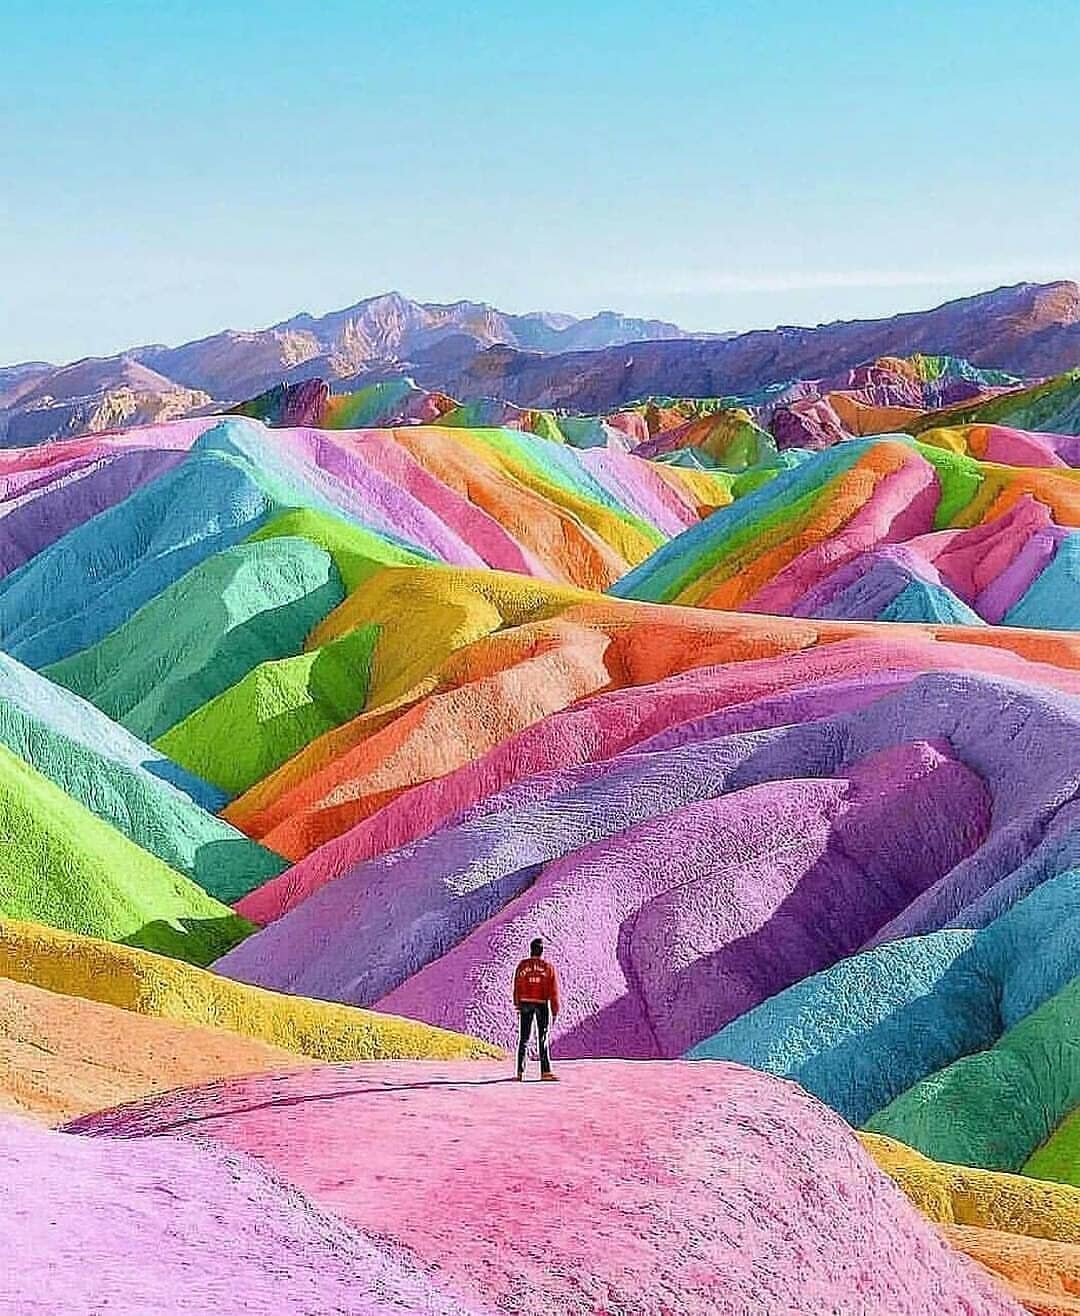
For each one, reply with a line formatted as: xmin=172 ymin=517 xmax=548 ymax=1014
xmin=0 ymin=1113 xmax=475 ymax=1316
xmin=69 ymin=1060 xmax=1023 ymax=1316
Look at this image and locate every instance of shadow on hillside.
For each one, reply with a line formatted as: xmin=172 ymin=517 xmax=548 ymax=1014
xmin=0 ymin=448 xmax=185 ymax=579
xmin=120 ymin=914 xmax=254 ymax=968
xmin=554 ymin=767 xmax=991 ymax=1070
xmin=188 ymin=836 xmax=288 ymax=906
xmin=121 ymin=1076 xmax=519 ymax=1136
xmin=778 ymin=939 xmax=996 ymax=1127
xmin=140 ymin=752 xmax=225 ymax=808
xmin=129 ymin=571 xmax=345 ymax=745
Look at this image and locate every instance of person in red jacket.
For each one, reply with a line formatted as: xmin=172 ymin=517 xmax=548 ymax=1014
xmin=513 ymin=937 xmax=560 ymax=1081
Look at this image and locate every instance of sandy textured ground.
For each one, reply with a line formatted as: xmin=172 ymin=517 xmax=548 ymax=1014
xmin=0 ymin=976 xmax=311 ymax=1122
xmin=70 ymin=1058 xmax=1023 ymax=1315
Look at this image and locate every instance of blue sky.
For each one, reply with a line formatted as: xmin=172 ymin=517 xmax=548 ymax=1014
xmin=2 ymin=0 xmax=1078 ymax=363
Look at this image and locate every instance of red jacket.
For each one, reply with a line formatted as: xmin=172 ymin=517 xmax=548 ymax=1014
xmin=513 ymin=956 xmax=560 ymax=1015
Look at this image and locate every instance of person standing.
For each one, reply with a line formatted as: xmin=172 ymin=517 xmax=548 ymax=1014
xmin=513 ymin=937 xmax=560 ymax=1081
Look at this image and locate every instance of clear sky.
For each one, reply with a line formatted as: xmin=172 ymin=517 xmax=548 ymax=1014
xmin=3 ymin=0 xmax=1079 ymax=364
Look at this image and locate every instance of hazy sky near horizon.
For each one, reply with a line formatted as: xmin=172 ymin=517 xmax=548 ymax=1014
xmin=3 ymin=0 xmax=1079 ymax=363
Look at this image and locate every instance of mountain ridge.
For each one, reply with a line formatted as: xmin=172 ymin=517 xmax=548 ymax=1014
xmin=125 ymin=290 xmax=701 ymax=397
xmin=428 ymin=280 xmax=1080 ymax=410
xmin=2 ymin=280 xmax=1077 ymax=446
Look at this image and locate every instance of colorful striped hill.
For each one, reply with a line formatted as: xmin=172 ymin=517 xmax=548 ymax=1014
xmin=4 ymin=351 xmax=1080 ymax=1313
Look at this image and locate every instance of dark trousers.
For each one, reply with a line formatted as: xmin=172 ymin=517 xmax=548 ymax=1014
xmin=516 ymin=1001 xmax=552 ymax=1075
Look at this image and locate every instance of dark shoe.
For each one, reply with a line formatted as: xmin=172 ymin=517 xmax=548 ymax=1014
xmin=540 ymin=1072 xmax=559 ymax=1082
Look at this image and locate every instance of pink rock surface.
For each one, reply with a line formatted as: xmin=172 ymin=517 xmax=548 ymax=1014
xmin=917 ymin=496 xmax=1057 ymax=604
xmin=0 ymin=1112 xmax=474 ymax=1315
xmin=68 ymin=1060 xmax=1023 ymax=1316
xmin=979 ymin=423 xmax=1072 ymax=467
xmin=0 ymin=416 xmax=216 ymax=489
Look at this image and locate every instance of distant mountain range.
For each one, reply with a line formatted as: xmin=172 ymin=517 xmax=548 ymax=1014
xmin=3 ymin=281 xmax=1079 ymax=445
xmin=424 ymin=280 xmax=1080 ymax=412
xmin=0 ymin=294 xmax=706 ymax=445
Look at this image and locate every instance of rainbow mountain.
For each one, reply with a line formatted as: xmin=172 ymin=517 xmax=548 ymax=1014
xmin=3 ymin=329 xmax=1080 ymax=1314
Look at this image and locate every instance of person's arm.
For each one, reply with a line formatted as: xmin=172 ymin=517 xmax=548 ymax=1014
xmin=513 ymin=963 xmax=522 ymax=1009
xmin=548 ymin=965 xmax=560 ymax=1019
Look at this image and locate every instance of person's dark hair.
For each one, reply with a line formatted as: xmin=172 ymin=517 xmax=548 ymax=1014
xmin=530 ymin=937 xmax=544 ymax=957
